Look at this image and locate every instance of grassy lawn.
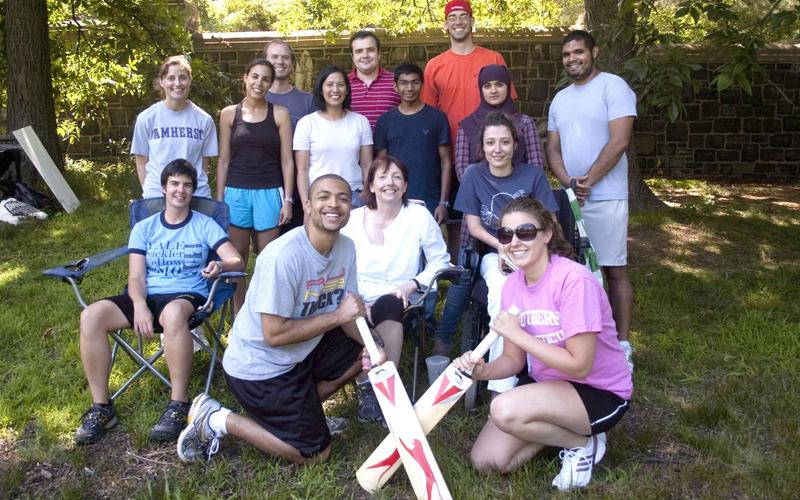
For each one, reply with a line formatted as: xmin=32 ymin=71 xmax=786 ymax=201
xmin=1 ymin=160 xmax=798 ymax=498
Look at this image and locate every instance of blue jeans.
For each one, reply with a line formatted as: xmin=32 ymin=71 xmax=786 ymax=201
xmin=433 ymin=268 xmax=471 ymax=344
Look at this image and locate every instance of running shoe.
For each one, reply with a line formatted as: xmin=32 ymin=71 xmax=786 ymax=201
xmin=551 ymin=433 xmax=606 ymax=491
xmin=75 ymin=403 xmax=117 ymax=445
xmin=177 ymin=393 xmax=224 ymax=462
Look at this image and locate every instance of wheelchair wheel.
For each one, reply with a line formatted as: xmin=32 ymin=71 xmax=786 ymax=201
xmin=461 ymin=308 xmax=482 ymax=411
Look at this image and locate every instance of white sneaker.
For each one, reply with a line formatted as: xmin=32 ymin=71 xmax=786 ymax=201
xmin=0 ymin=199 xmax=24 ymax=225
xmin=552 ymin=434 xmax=606 ymax=491
xmin=191 ymin=326 xmax=209 ymax=353
xmin=0 ymin=197 xmax=47 ymax=221
xmin=619 ymin=340 xmax=635 ymax=373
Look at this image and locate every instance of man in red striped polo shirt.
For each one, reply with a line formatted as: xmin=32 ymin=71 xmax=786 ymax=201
xmin=348 ymin=31 xmax=400 ymax=131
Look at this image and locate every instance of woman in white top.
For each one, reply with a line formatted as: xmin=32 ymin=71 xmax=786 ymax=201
xmin=294 ymin=65 xmax=373 ymax=211
xmin=341 ymin=156 xmax=450 ymax=422
xmin=131 ymin=55 xmax=218 ymax=199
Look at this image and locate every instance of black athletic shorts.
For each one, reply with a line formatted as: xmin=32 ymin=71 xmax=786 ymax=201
xmin=446 ymin=177 xmax=463 ymax=223
xmin=370 ymin=294 xmax=404 ymax=325
xmin=569 ymin=381 xmax=630 ymax=435
xmin=103 ymin=292 xmax=206 ymax=331
xmin=224 ymin=327 xmax=362 ymax=458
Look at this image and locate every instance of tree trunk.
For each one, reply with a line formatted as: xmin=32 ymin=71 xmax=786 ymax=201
xmin=5 ymin=0 xmax=63 ymax=175
xmin=584 ymin=0 xmax=666 ymax=211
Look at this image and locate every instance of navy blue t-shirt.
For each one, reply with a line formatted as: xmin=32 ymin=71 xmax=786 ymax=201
xmin=455 ymin=162 xmax=559 ymax=238
xmin=374 ymin=105 xmax=450 ymax=209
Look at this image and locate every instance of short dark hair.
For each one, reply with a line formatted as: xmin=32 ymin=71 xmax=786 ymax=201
xmin=563 ymin=30 xmax=596 ymax=51
xmin=349 ymin=30 xmax=380 ymax=54
xmin=479 ymin=111 xmax=518 ymax=161
xmin=394 ymin=62 xmax=424 ymax=84
xmin=313 ymin=65 xmax=352 ymax=110
xmin=308 ymin=174 xmax=352 ymax=198
xmin=161 ymin=159 xmax=197 ymax=191
xmin=363 ymin=156 xmax=410 ymax=209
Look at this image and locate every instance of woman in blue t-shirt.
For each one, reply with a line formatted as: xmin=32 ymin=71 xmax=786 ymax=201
xmin=450 ymin=111 xmax=559 ymax=395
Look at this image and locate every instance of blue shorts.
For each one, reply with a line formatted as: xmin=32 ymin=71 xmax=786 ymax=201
xmin=224 ymin=186 xmax=283 ymax=231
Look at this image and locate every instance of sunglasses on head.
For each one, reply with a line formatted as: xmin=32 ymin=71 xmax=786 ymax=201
xmin=497 ymin=223 xmax=539 ymax=244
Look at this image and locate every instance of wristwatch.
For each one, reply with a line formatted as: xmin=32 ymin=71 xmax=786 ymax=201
xmin=284 ymin=197 xmax=294 ymax=204
xmin=438 ymin=200 xmax=450 ymax=208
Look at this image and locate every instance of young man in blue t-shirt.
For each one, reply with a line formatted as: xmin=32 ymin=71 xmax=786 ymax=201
xmin=374 ymin=63 xmax=452 ymax=223
xmin=74 ymin=160 xmax=242 ymax=445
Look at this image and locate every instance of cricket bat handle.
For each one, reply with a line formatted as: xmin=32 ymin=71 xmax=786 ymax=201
xmin=355 ymin=316 xmax=382 ymax=364
xmin=464 ymin=305 xmax=519 ymax=368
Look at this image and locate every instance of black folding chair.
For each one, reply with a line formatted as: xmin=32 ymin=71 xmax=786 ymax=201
xmin=43 ymin=197 xmax=245 ymax=400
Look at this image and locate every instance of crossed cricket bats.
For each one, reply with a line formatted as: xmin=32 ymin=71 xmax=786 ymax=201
xmin=356 ymin=298 xmax=521 ymax=497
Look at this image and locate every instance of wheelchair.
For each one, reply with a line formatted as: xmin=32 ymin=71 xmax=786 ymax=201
xmin=43 ymin=197 xmax=245 ymax=401
xmin=458 ymin=187 xmax=595 ymax=409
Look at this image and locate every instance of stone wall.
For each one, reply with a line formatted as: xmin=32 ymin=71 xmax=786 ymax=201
xmin=71 ymin=29 xmax=800 ymax=181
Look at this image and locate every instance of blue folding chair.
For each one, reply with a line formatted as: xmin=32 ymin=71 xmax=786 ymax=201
xmin=43 ymin=197 xmax=245 ymax=400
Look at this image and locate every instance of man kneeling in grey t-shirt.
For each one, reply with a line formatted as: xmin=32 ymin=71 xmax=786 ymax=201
xmin=177 ymin=174 xmax=381 ymax=464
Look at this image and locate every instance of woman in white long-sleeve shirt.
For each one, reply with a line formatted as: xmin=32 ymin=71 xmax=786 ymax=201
xmin=341 ymin=155 xmax=450 ymax=422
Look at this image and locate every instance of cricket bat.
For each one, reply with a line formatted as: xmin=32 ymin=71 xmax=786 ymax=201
xmin=565 ymin=185 xmax=604 ymax=286
xmin=357 ymin=305 xmax=520 ymax=493
xmin=355 ymin=317 xmax=452 ymax=500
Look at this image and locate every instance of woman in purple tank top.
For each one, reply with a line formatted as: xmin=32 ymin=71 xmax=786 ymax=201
xmin=217 ymin=58 xmax=294 ymax=313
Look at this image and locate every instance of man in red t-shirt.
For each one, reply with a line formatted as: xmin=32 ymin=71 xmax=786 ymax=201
xmin=421 ymin=0 xmax=515 ymax=263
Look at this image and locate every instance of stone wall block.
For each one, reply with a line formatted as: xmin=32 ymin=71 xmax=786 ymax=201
xmin=714 ymin=118 xmax=740 ymax=133
xmin=760 ymin=148 xmax=784 ymax=161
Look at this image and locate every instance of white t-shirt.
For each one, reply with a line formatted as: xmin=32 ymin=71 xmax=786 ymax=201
xmin=547 ymin=72 xmax=637 ymax=201
xmin=293 ymin=111 xmax=373 ymax=191
xmin=340 ymin=203 xmax=450 ymax=302
xmin=131 ymin=101 xmax=218 ymax=199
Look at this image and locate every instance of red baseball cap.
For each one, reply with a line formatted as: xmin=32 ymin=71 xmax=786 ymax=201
xmin=445 ymin=0 xmax=473 ymax=17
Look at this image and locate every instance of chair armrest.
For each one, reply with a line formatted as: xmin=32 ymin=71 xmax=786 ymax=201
xmin=42 ymin=245 xmax=129 ymax=282
xmin=408 ymin=265 xmax=468 ymax=309
xmin=198 ymin=271 xmax=248 ymax=313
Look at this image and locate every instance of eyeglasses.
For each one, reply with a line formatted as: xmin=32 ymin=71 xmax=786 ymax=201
xmin=496 ymin=223 xmax=539 ymax=244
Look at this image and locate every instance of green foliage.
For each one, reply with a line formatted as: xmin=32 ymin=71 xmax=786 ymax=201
xmin=196 ymin=0 xmax=582 ymax=35
xmin=593 ymin=0 xmax=800 ymax=123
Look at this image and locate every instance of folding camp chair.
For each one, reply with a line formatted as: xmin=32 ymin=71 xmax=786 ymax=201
xmin=43 ymin=197 xmax=245 ymax=400
xmin=402 ymin=265 xmax=466 ymax=401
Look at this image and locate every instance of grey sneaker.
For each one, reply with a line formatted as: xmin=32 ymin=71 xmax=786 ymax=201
xmin=1 ymin=197 xmax=47 ymax=220
xmin=177 ymin=393 xmax=224 ymax=462
xmin=356 ymin=381 xmax=384 ymax=424
xmin=75 ymin=403 xmax=117 ymax=445
xmin=325 ymin=416 xmax=349 ymax=437
xmin=150 ymin=399 xmax=191 ymax=442
xmin=0 ymin=199 xmax=24 ymax=225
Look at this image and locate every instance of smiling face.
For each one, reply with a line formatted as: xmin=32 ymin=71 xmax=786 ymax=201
xmin=322 ymin=71 xmax=348 ymax=108
xmin=306 ymin=177 xmax=352 ymax=234
xmin=481 ymin=80 xmax=509 ymax=106
xmin=159 ymin=64 xmax=191 ymax=102
xmin=243 ymin=64 xmax=273 ymax=100
xmin=445 ymin=10 xmax=473 ymax=42
xmin=394 ymin=72 xmax=423 ymax=104
xmin=265 ymin=42 xmax=293 ymax=81
xmin=562 ymin=39 xmax=598 ymax=83
xmin=162 ymin=173 xmax=194 ymax=209
xmin=369 ymin=161 xmax=408 ymax=206
xmin=500 ymin=210 xmax=551 ymax=272
xmin=351 ymin=36 xmax=380 ymax=76
xmin=482 ymin=124 xmax=516 ymax=170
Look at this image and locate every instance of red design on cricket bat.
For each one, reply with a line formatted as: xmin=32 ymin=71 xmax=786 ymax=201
xmin=366 ymin=449 xmax=401 ymax=481
xmin=374 ymin=372 xmax=396 ymax=406
xmin=433 ymin=373 xmax=463 ymax=405
xmin=400 ymin=438 xmax=440 ymax=500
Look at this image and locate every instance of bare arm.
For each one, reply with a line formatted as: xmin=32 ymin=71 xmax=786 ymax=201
xmin=200 ymin=241 xmax=244 ymax=280
xmin=295 ymin=149 xmax=310 ymax=209
xmin=546 ymin=129 xmax=590 ymax=200
xmin=585 ymin=116 xmax=635 ymax=187
xmin=215 ymin=106 xmax=235 ymax=200
xmin=435 ymin=145 xmax=452 ymax=224
xmin=376 ymin=148 xmax=387 ymax=158
xmin=260 ymin=292 xmax=366 ymax=347
xmin=127 ymin=253 xmax=154 ymax=339
xmin=275 ymin=105 xmax=295 ymax=225
xmin=135 ymin=155 xmax=148 ymax=187
xmin=359 ymin=144 xmax=373 ymax=190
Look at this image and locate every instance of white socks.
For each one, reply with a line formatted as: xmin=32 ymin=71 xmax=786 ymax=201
xmin=209 ymin=407 xmax=231 ymax=436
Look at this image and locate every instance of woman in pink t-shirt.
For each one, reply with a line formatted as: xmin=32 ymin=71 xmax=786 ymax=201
xmin=454 ymin=196 xmax=632 ymax=492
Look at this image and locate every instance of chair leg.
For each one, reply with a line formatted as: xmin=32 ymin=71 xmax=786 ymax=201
xmin=108 ymin=330 xmax=171 ymax=401
xmin=203 ymin=300 xmax=230 ymax=394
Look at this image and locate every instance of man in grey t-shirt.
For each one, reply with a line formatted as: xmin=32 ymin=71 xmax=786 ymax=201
xmin=177 ymin=175 xmax=374 ymax=465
